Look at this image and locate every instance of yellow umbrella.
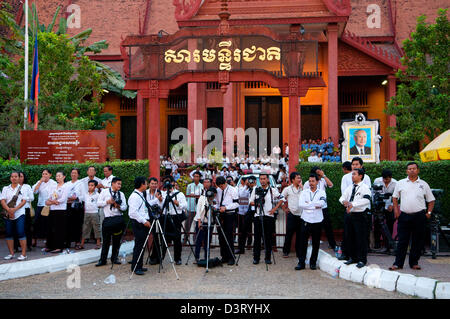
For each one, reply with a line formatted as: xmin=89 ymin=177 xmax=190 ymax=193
xmin=419 ymin=129 xmax=450 ymax=162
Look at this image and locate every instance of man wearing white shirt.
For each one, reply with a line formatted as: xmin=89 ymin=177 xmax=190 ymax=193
xmin=128 ymin=177 xmax=163 ymax=275
xmin=100 ymin=165 xmax=115 ymax=189
xmin=80 ymin=166 xmax=102 ymax=195
xmin=193 ymin=179 xmax=215 ymax=260
xmin=1 ymin=172 xmax=27 ymax=261
xmin=236 ymin=177 xmax=253 ymax=255
xmin=215 ymin=176 xmax=239 ymax=265
xmin=339 ymin=168 xmax=372 ymax=268
xmin=297 ymin=174 xmax=327 ymax=270
xmin=185 ymin=171 xmax=204 ymax=244
xmin=249 ymin=174 xmax=283 ymax=265
xmin=96 ymin=177 xmax=127 ymax=267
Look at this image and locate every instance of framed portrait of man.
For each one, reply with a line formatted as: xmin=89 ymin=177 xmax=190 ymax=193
xmin=341 ymin=113 xmax=381 ymax=163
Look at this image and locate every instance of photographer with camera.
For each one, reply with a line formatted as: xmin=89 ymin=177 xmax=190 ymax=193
xmin=372 ymin=169 xmax=397 ymax=252
xmin=339 ymin=168 xmax=372 ymax=268
xmin=96 ymin=177 xmax=127 ymax=267
xmin=185 ymin=171 xmax=204 ymax=245
xmin=249 ymin=173 xmax=284 ymax=265
xmin=193 ymin=179 xmax=215 ymax=261
xmin=128 ymin=176 xmax=164 ymax=275
xmin=157 ymin=177 xmax=187 ymax=265
xmin=389 ymin=162 xmax=435 ymax=271
xmin=214 ymin=176 xmax=239 ymax=265
xmin=235 ymin=177 xmax=254 ymax=255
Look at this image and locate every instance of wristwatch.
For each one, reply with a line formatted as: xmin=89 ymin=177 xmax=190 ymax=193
xmin=427 ymin=211 xmax=432 ymax=215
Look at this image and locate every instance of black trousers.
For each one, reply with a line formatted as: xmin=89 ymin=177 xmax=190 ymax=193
xmin=373 ymin=209 xmax=395 ymax=247
xmin=394 ymin=211 xmax=427 ymax=268
xmin=299 ymin=220 xmax=322 ymax=266
xmin=131 ymin=220 xmax=149 ymax=271
xmin=47 ymin=210 xmax=67 ymax=250
xmin=253 ymin=216 xmax=275 ymax=261
xmin=152 ymin=214 xmax=182 ymax=262
xmin=341 ymin=210 xmax=350 ymax=258
xmin=33 ymin=206 xmax=49 ymax=239
xmin=100 ymin=216 xmax=125 ymax=263
xmin=322 ymin=208 xmax=336 ymax=249
xmin=217 ymin=212 xmax=236 ymax=261
xmin=282 ymin=213 xmax=302 ymax=256
xmin=66 ymin=203 xmax=84 ymax=247
xmin=344 ymin=212 xmax=368 ymax=264
xmin=194 ymin=223 xmax=214 ymax=260
xmin=237 ymin=213 xmax=253 ymax=251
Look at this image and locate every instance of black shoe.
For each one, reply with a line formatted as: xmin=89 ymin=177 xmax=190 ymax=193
xmin=95 ymin=261 xmax=106 ymax=267
xmin=128 ymin=261 xmax=133 ymax=264
xmin=134 ymin=269 xmax=145 ymax=276
xmin=227 ymin=260 xmax=235 ymax=266
xmin=112 ymin=259 xmax=121 ymax=265
xmin=344 ymin=259 xmax=355 ymax=265
xmin=295 ymin=263 xmax=305 ymax=270
xmin=282 ymin=252 xmax=289 ymax=258
xmin=310 ymin=264 xmax=317 ymax=270
xmin=253 ymin=259 xmax=260 ymax=265
xmin=221 ymin=259 xmax=229 ymax=264
xmin=175 ymin=260 xmax=182 ymax=265
xmin=265 ymin=259 xmax=272 ymax=265
xmin=140 ymin=268 xmax=148 ymax=272
xmin=356 ymin=262 xmax=366 ymax=268
xmin=337 ymin=255 xmax=348 ymax=261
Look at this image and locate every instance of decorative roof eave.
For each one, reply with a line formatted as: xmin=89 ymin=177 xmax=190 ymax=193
xmin=341 ymin=30 xmax=404 ymax=71
xmin=323 ymin=0 xmax=352 ymax=16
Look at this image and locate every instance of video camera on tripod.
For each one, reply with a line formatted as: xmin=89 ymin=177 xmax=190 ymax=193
xmin=372 ymin=183 xmax=393 ymax=212
xmin=371 ymin=182 xmax=396 ymax=253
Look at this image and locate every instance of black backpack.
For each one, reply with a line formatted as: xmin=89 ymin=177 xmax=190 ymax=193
xmin=197 ymin=257 xmax=223 ymax=268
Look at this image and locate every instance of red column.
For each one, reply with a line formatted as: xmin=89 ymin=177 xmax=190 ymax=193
xmin=148 ymin=85 xmax=160 ymax=180
xmin=387 ymin=75 xmax=397 ymax=161
xmin=188 ymin=83 xmax=206 ymax=163
xmin=136 ymin=91 xmax=144 ymax=160
xmin=223 ymin=83 xmax=233 ymax=157
xmin=327 ymin=24 xmax=339 ymax=145
xmin=288 ymin=91 xmax=300 ymax=174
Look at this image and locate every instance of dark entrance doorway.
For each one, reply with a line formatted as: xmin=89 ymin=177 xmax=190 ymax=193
xmin=245 ymin=96 xmax=283 ymax=154
xmin=301 ymin=105 xmax=322 ymax=141
xmin=167 ymin=114 xmax=187 ymax=154
xmin=121 ymin=116 xmax=137 ymax=159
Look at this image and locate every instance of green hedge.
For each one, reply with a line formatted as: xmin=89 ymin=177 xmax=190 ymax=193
xmin=296 ymin=161 xmax=450 ymax=229
xmin=0 ymin=160 xmax=150 ymax=229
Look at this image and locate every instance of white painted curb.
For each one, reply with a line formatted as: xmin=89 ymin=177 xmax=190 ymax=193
xmin=414 ymin=277 xmax=437 ymax=299
xmin=363 ymin=265 xmax=383 ymax=288
xmin=0 ymin=241 xmax=135 ymax=281
xmin=396 ymin=274 xmax=418 ymax=296
xmin=435 ymin=282 xmax=450 ymax=299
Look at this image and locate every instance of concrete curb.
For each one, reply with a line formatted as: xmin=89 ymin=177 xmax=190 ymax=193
xmin=315 ymin=248 xmax=449 ymax=299
xmin=0 ymin=241 xmax=135 ymax=281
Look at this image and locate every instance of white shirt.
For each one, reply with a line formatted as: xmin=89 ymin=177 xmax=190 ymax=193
xmin=308 ymin=155 xmax=320 ymax=163
xmin=194 ymin=195 xmax=216 ymax=224
xmin=249 ymin=186 xmax=281 ymax=218
xmin=21 ymin=184 xmax=34 ymax=209
xmin=84 ymin=191 xmax=99 ymax=214
xmin=65 ymin=179 xmax=84 ymax=205
xmin=238 ymin=184 xmax=251 ymax=215
xmin=303 ymin=178 xmax=331 ymax=209
xmin=160 ymin=190 xmax=187 ymax=216
xmin=97 ymin=188 xmax=127 ymax=217
xmin=393 ymin=177 xmax=435 ymax=214
xmin=186 ymin=182 xmax=204 ymax=212
xmin=33 ymin=179 xmax=57 ymax=207
xmin=215 ymin=185 xmax=239 ymax=213
xmin=339 ymin=182 xmax=372 ymax=213
xmin=281 ymin=184 xmax=302 ymax=216
xmin=341 ymin=172 xmax=372 ymax=195
xmin=80 ymin=176 xmax=102 ymax=198
xmin=128 ymin=190 xmax=162 ymax=224
xmin=240 ymin=163 xmax=249 ymax=170
xmin=299 ymin=188 xmax=326 ymax=223
xmin=101 ymin=175 xmax=115 ymax=189
xmin=0 ymin=184 xmax=26 ymax=219
xmin=146 ymin=189 xmax=159 ymax=202
xmin=47 ymin=183 xmax=70 ymax=211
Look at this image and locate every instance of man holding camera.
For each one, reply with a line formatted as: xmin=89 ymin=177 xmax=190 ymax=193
xmin=185 ymin=171 xmax=204 ymax=245
xmin=372 ymin=169 xmax=397 ymax=251
xmin=96 ymin=177 xmax=127 ymax=267
xmin=194 ymin=180 xmax=216 ymax=261
xmin=214 ymin=176 xmax=239 ymax=265
xmin=236 ymin=176 xmax=254 ymax=255
xmin=389 ymin=162 xmax=435 ymax=271
xmin=249 ymin=173 xmax=283 ymax=265
xmin=128 ymin=177 xmax=163 ymax=275
xmin=339 ymin=168 xmax=372 ymax=268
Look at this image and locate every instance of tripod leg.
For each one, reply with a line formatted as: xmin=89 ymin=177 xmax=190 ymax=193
xmin=214 ymin=215 xmax=237 ymax=264
xmin=166 ymin=213 xmax=198 ymax=263
xmin=130 ymin=220 xmax=156 ymax=279
xmin=260 ymin=217 xmax=268 ymax=271
xmin=186 ymin=225 xmax=202 ymax=265
xmin=156 ymin=220 xmax=180 ymax=280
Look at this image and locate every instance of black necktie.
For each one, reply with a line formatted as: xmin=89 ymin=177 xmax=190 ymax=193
xmin=220 ymin=189 xmax=225 ymax=207
xmin=349 ymin=184 xmax=357 ymax=202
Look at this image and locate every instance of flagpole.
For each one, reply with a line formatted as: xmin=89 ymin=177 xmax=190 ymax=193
xmin=23 ymin=0 xmax=29 ymax=129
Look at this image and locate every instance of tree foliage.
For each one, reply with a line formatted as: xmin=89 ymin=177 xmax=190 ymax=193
xmin=386 ymin=9 xmax=449 ymax=160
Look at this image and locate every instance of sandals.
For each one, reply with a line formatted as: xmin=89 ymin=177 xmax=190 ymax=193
xmin=95 ymin=244 xmax=101 ymax=250
xmin=75 ymin=245 xmax=84 ymax=250
xmin=411 ymin=265 xmax=422 ymax=270
xmin=50 ymin=249 xmax=63 ymax=254
xmin=388 ymin=265 xmax=403 ymax=271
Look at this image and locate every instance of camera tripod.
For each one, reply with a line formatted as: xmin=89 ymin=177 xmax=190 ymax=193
xmin=428 ymin=211 xmax=450 ymax=259
xmin=130 ymin=215 xmax=179 ymax=280
xmin=185 ymin=198 xmax=238 ymax=271
xmin=255 ymin=194 xmax=276 ymax=271
xmin=371 ymin=210 xmax=397 ymax=255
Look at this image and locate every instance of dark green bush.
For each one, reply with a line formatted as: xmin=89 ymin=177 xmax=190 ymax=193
xmin=296 ymin=161 xmax=450 ymax=229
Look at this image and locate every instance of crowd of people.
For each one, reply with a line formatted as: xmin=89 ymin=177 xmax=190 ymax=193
xmin=303 ymin=138 xmax=341 ymax=163
xmin=0 ymin=157 xmax=436 ymax=274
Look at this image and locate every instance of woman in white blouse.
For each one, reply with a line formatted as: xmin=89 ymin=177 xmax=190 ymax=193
xmin=32 ymin=169 xmax=57 ymax=247
xmin=45 ymin=171 xmax=69 ymax=253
